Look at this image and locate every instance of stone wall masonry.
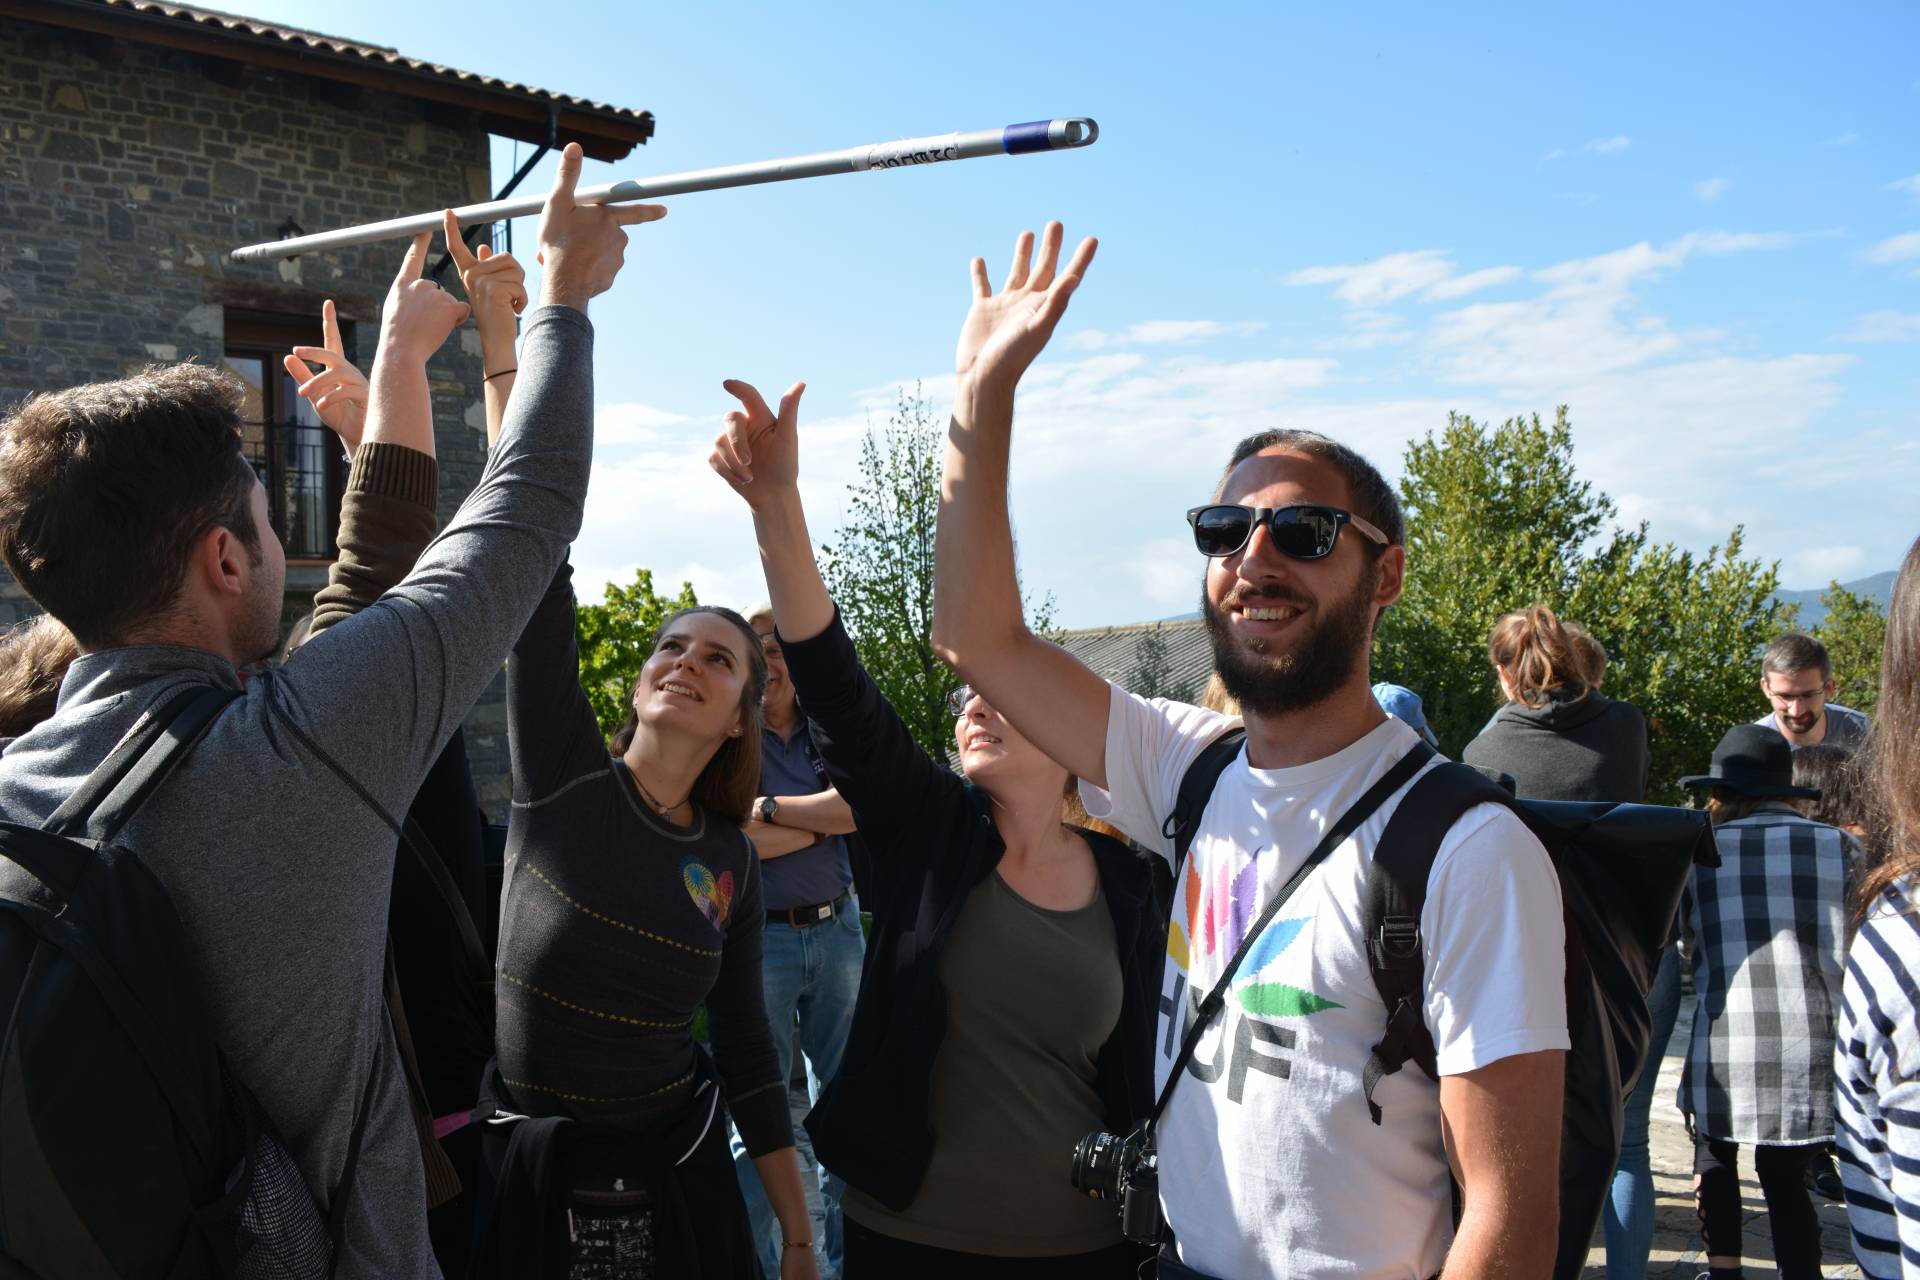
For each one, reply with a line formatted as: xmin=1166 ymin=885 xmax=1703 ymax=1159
xmin=0 ymin=24 xmax=516 ymax=814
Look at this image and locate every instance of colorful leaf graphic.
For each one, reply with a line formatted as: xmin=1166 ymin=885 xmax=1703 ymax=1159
xmin=1238 ymin=982 xmax=1343 ymax=1017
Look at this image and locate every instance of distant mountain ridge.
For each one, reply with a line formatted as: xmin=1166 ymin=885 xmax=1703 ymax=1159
xmin=1772 ymin=570 xmax=1895 ymax=631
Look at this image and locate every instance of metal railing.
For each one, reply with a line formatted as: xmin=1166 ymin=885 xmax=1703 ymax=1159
xmin=241 ymin=420 xmax=338 ymax=559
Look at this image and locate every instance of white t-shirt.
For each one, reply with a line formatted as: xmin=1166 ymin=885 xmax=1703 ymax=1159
xmin=1082 ymin=690 xmax=1569 ymax=1279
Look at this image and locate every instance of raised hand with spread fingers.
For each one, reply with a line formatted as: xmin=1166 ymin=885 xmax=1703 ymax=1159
xmin=954 ymin=220 xmax=1097 ymax=406
xmin=283 ymin=299 xmax=369 ymax=458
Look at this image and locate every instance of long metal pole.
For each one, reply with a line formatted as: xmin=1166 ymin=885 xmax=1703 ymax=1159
xmin=230 ymin=118 xmax=1099 ymax=263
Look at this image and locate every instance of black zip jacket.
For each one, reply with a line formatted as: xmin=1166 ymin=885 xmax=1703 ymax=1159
xmin=784 ymin=609 xmax=1167 ymax=1212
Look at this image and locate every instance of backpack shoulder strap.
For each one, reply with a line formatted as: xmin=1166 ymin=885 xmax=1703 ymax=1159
xmin=44 ymin=686 xmax=240 ymax=845
xmin=1162 ymin=727 xmax=1248 ymax=873
xmin=1361 ymin=760 xmax=1518 ymax=1123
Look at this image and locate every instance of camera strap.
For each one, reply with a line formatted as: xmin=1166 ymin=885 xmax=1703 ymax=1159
xmin=1143 ymin=741 xmax=1433 ymax=1143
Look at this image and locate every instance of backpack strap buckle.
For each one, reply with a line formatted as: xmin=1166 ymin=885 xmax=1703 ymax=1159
xmin=1370 ymin=915 xmax=1421 ymax=967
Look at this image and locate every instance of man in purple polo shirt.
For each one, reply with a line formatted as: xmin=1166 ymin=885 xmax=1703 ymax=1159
xmin=732 ymin=604 xmax=864 ymax=1279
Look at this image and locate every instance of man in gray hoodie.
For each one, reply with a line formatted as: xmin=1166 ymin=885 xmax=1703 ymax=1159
xmin=0 ymin=144 xmax=660 ymax=1277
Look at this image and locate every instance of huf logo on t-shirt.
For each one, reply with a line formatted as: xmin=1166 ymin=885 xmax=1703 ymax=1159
xmin=680 ymin=857 xmax=734 ymax=931
xmin=1159 ymin=846 xmax=1343 ymax=1104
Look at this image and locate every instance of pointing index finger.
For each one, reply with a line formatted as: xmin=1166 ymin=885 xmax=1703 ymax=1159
xmin=442 ymin=209 xmax=479 ymax=273
xmin=396 ymin=231 xmax=430 ymax=284
xmin=321 ymin=299 xmax=343 ymax=354
xmin=549 ymin=141 xmax=583 ymax=208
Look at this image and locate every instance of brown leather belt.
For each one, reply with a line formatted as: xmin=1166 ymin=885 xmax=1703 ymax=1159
xmin=767 ymin=890 xmax=850 ymax=929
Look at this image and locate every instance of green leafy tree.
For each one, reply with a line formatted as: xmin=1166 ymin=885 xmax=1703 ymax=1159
xmin=1814 ymin=580 xmax=1888 ymax=714
xmin=1130 ymin=623 xmax=1196 ymax=703
xmin=1375 ymin=408 xmax=1795 ymax=802
xmin=821 ymin=386 xmax=1053 ymax=759
xmin=574 ymin=568 xmax=699 ymax=738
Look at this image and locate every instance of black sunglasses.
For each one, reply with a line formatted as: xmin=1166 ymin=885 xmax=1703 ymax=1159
xmin=945 ymin=685 xmax=977 ymax=717
xmin=1185 ymin=503 xmax=1390 ymax=560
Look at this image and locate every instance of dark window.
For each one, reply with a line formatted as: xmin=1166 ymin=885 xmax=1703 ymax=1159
xmin=223 ymin=309 xmax=350 ymax=560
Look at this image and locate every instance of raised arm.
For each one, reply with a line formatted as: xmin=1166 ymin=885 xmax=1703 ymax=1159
xmin=442 ymin=208 xmax=527 ymax=449
xmin=930 ymin=222 xmax=1115 ymax=788
xmin=287 ymin=271 xmax=446 ymax=637
xmin=272 ymin=144 xmax=666 ymax=826
xmin=708 ymin=378 xmax=954 ymax=853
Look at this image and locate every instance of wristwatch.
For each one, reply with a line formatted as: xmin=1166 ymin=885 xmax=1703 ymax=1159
xmin=756 ymin=795 xmax=779 ymax=824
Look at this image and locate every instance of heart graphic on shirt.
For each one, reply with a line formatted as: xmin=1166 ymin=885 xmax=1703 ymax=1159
xmin=680 ymin=858 xmax=734 ymax=930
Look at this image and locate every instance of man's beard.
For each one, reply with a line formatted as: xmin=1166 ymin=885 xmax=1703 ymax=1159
xmin=1201 ymin=566 xmax=1377 ymax=718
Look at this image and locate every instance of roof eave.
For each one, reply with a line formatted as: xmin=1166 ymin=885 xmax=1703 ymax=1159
xmin=7 ymin=0 xmax=654 ymax=162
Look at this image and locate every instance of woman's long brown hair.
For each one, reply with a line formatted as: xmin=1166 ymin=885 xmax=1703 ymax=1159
xmin=1860 ymin=535 xmax=1920 ymax=913
xmin=1487 ymin=604 xmax=1594 ymax=709
xmin=610 ymin=605 xmax=768 ymax=823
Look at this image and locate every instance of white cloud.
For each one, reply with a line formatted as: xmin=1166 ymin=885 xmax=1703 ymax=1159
xmin=1543 ymin=147 xmax=1568 ymax=162
xmin=1423 ymin=230 xmax=1796 ymax=390
xmin=1588 ymin=136 xmax=1632 ymax=154
xmin=596 ymin=401 xmax=690 ymax=446
xmin=1890 ymin=174 xmax=1920 ymax=200
xmin=1787 ymin=545 xmax=1867 ymax=585
xmin=1423 ymin=265 xmax=1523 ymax=301
xmin=1838 ymin=310 xmax=1920 ymax=342
xmin=1822 ymin=131 xmax=1861 ymax=148
xmin=1123 ymin=537 xmax=1202 ymax=609
xmin=1866 ymin=231 xmax=1920 ymax=264
xmin=1315 ymin=309 xmax=1414 ymax=351
xmin=1286 ymin=251 xmax=1520 ymax=307
xmin=1069 ymin=319 xmax=1264 ymax=351
xmin=1695 ymin=177 xmax=1731 ymax=203
xmin=1287 ymin=249 xmax=1456 ymax=306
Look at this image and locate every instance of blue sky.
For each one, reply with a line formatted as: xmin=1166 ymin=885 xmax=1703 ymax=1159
xmin=239 ymin=0 xmax=1919 ymax=627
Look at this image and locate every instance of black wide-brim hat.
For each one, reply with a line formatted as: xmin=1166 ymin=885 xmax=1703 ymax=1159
xmin=1679 ymin=723 xmax=1820 ymax=798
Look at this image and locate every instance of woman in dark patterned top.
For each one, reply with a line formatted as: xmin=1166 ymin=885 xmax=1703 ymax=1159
xmin=489 ymin=561 xmax=818 ymax=1280
xmin=708 ymin=380 xmax=1162 ymax=1280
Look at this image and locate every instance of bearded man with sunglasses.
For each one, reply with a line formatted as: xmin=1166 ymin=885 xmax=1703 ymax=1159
xmin=931 ymin=222 xmax=1569 ymax=1280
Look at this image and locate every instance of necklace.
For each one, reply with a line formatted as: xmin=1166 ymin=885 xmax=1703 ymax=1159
xmin=628 ymin=764 xmax=688 ymax=820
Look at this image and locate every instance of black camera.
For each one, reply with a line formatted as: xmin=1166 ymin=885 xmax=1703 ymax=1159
xmin=1070 ymin=1128 xmax=1161 ymax=1244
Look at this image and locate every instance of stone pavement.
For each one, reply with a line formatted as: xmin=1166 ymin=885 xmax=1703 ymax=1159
xmin=1580 ymin=995 xmax=1861 ymax=1278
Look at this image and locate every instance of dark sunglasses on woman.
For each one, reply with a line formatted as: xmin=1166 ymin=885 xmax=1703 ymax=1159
xmin=945 ymin=685 xmax=977 ymax=717
xmin=1185 ymin=503 xmax=1391 ymax=560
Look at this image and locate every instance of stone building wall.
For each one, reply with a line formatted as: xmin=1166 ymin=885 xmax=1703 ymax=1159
xmin=0 ymin=24 xmax=513 ymax=814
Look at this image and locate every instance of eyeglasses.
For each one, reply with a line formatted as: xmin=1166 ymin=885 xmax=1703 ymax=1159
xmin=1185 ymin=503 xmax=1390 ymax=560
xmin=945 ymin=685 xmax=977 ymax=716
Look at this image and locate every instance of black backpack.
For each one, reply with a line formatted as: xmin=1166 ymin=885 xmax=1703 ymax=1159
xmin=0 ymin=687 xmax=378 ymax=1279
xmin=1169 ymin=730 xmax=1714 ymax=1280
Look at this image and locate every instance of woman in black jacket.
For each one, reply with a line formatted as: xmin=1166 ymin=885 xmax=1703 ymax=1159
xmin=708 ymin=378 xmax=1162 ymax=1280
xmin=1462 ymin=605 xmax=1648 ymax=803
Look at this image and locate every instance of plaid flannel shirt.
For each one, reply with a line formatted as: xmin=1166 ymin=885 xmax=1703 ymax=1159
xmin=1678 ymin=804 xmax=1853 ymax=1144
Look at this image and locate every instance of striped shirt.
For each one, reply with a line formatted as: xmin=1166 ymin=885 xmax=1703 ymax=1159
xmin=1835 ymin=877 xmax=1920 ymax=1277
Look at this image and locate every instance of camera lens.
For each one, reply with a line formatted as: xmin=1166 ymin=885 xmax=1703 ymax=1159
xmin=1070 ymin=1130 xmax=1125 ymax=1200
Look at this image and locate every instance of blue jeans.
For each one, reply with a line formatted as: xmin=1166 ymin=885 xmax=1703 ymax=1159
xmin=1604 ymin=945 xmax=1683 ymax=1279
xmin=733 ymin=894 xmax=864 ymax=1280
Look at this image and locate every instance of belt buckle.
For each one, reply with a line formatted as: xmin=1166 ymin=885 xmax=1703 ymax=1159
xmin=813 ymin=902 xmax=832 ymax=923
